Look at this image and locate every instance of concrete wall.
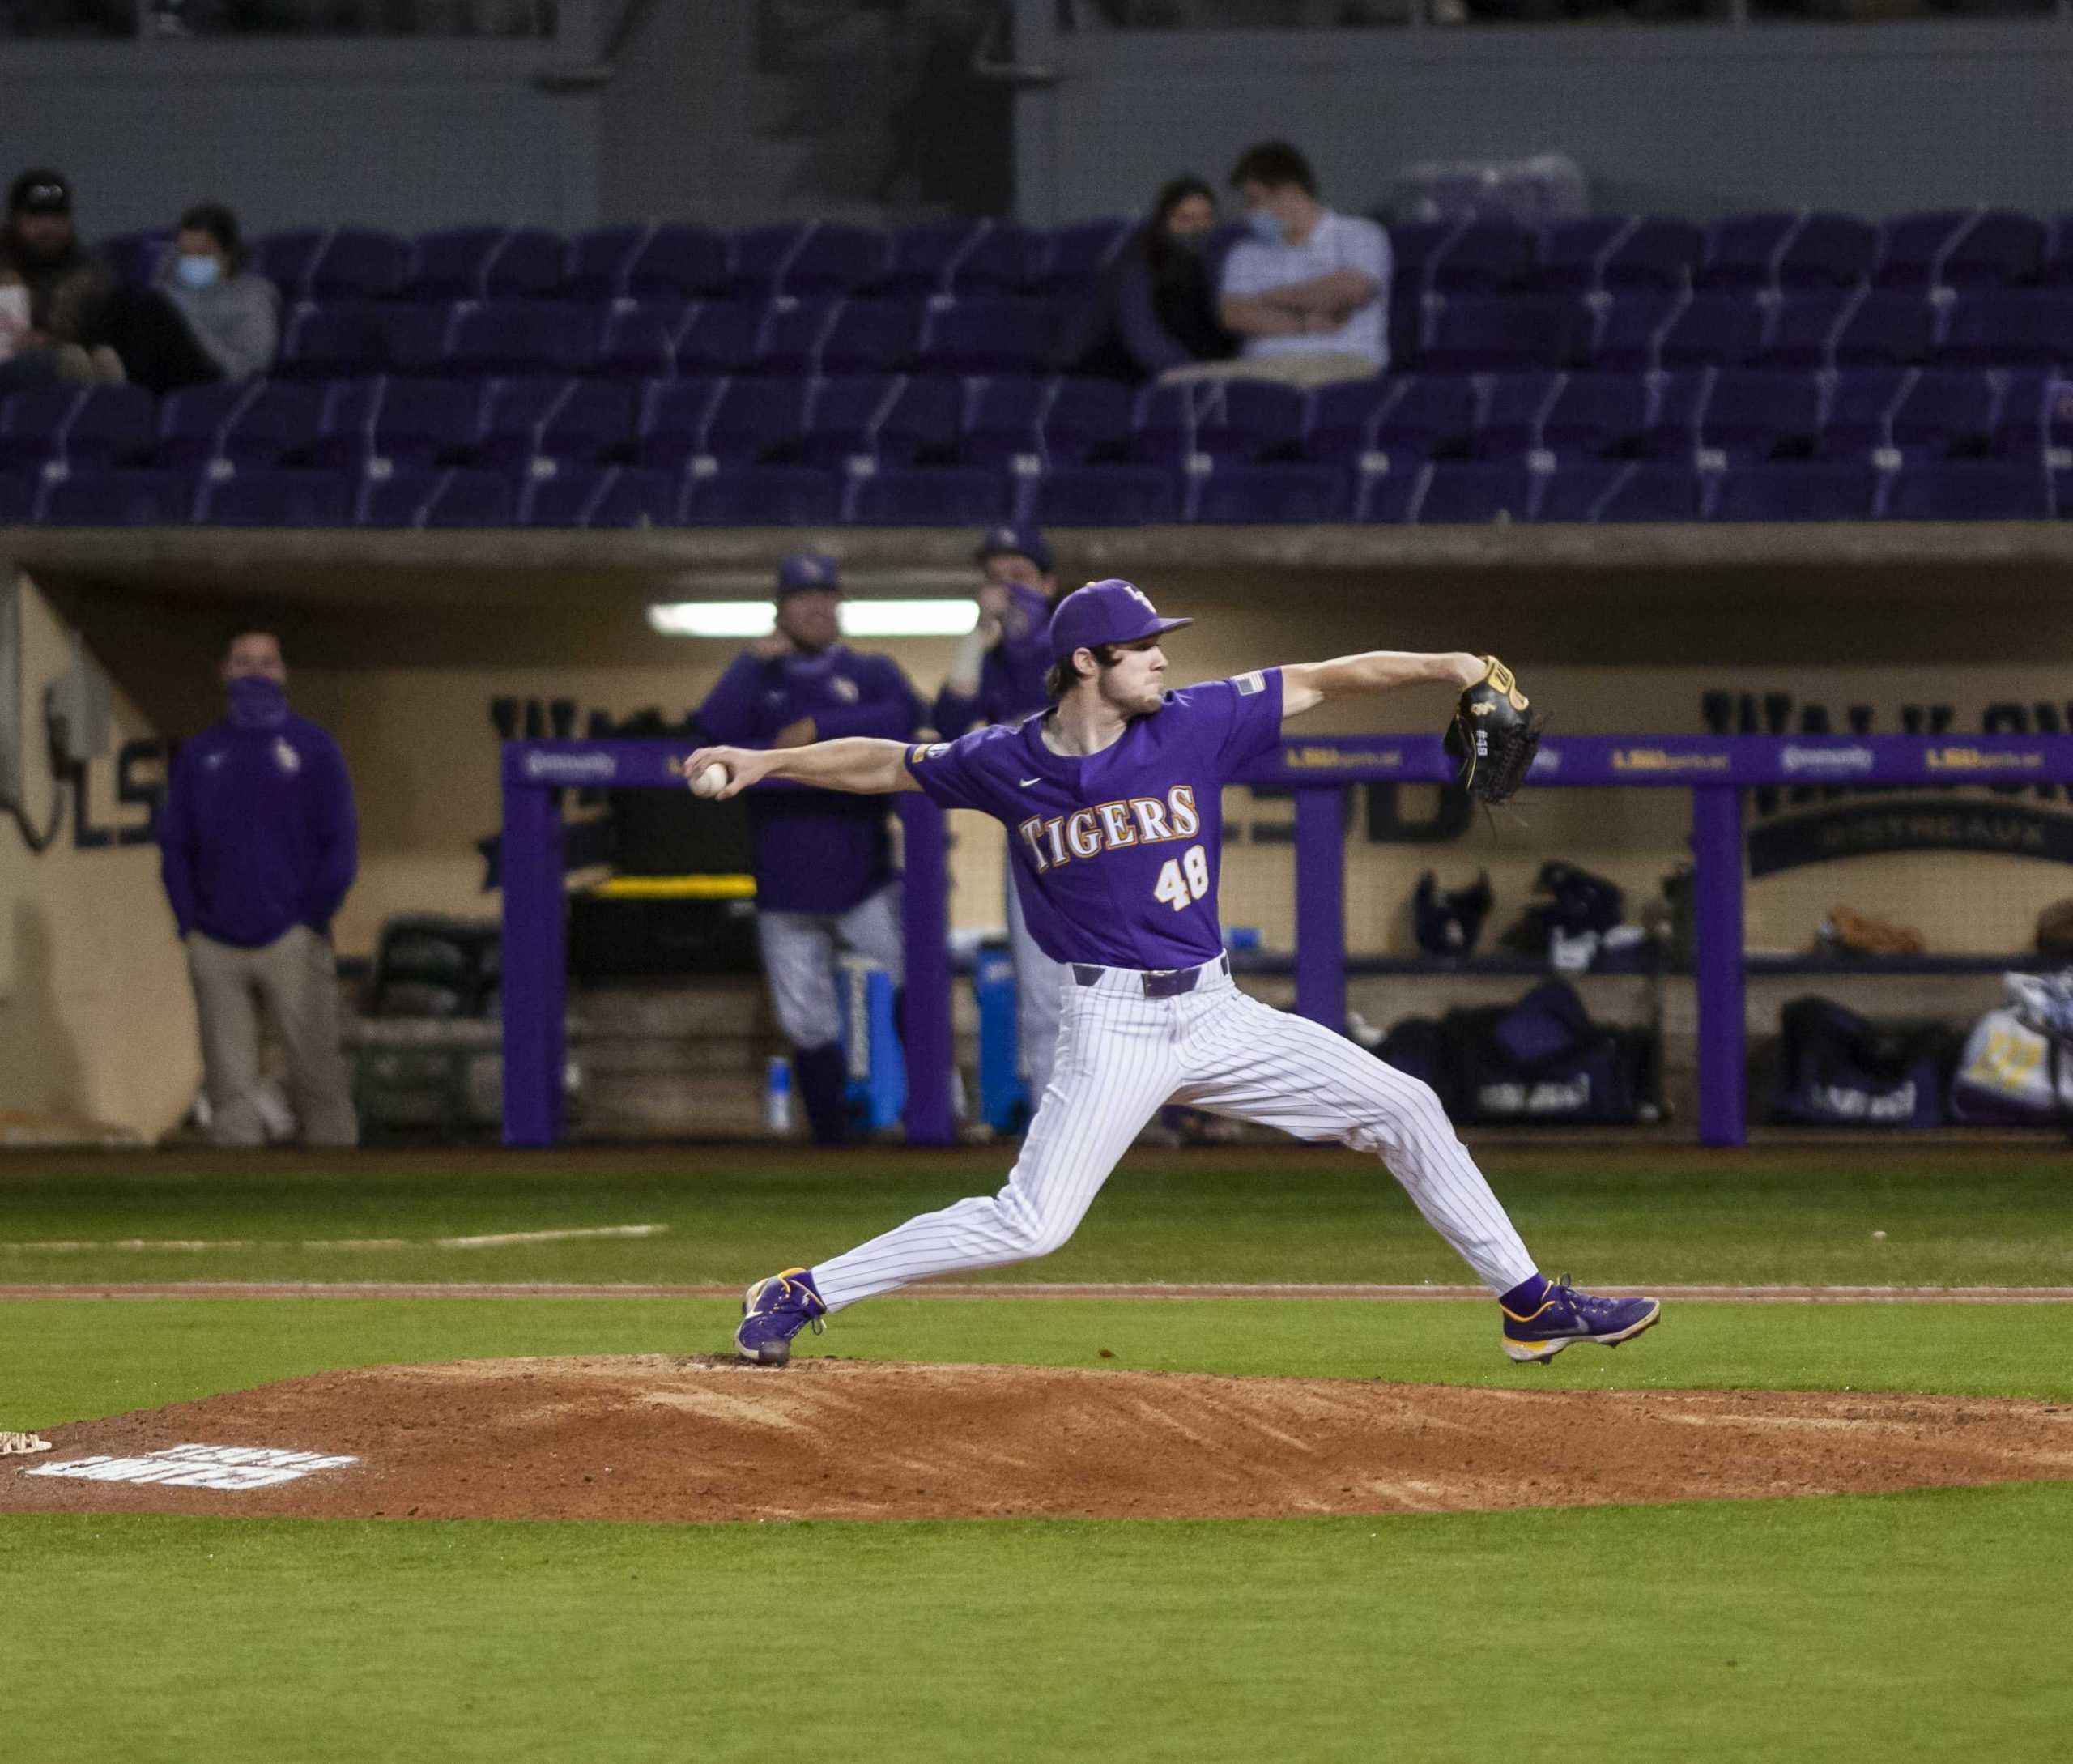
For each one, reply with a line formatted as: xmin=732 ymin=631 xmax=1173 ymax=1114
xmin=0 ymin=572 xmax=199 ymax=1140
xmin=1013 ymin=10 xmax=2073 ymax=223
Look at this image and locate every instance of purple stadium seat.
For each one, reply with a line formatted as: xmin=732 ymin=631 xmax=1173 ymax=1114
xmin=1586 ymin=291 xmax=1675 ymax=371
xmin=565 ymin=226 xmax=650 ymax=302
xmin=593 ymin=299 xmax=693 ymax=379
xmin=1396 ymin=217 xmax=1535 ymax=295
xmin=1305 ymin=373 xmax=1476 ymax=466
xmin=845 ymin=466 xmax=1010 ymax=526
xmin=1657 ymin=292 xmax=1767 ymax=369
xmin=1637 ymin=296 xmax=1739 ymax=375
xmin=1535 ymin=461 xmax=1709 ymax=522
xmin=880 ymin=219 xmax=1044 ymax=299
xmin=1713 ymin=462 xmax=1884 ymax=522
xmin=625 ymin=226 xmax=733 ymax=301
xmin=1031 ymin=219 xmax=1132 ymax=299
xmin=680 ymin=466 xmax=841 ymax=526
xmin=1541 ymin=372 xmax=1650 ymax=459
xmin=1934 ymin=292 xmax=2073 ymax=369
xmin=353 ymin=467 xmax=514 ymax=528
xmin=99 ymin=229 xmax=170 ymax=286
xmin=1533 ymin=216 xmax=1701 ymax=294
xmin=917 ymin=298 xmax=1058 ymax=377
xmin=729 ymin=224 xmax=890 ymax=301
xmin=636 ymin=377 xmax=811 ymax=470
xmin=0 ymin=385 xmax=155 ymax=473
xmin=1875 ymin=210 xmax=2043 ymax=292
xmin=747 ymin=298 xmax=845 ymax=377
xmin=1345 ymin=462 xmax=1422 ymax=523
xmin=794 ymin=375 xmax=960 ymax=468
xmin=1125 ymin=381 xmax=1308 ymax=466
xmin=1884 ymin=460 xmax=2052 ymax=520
xmin=473 ymin=377 xmax=635 ymax=469
xmin=956 ymin=374 xmax=1132 ymax=468
xmin=670 ymin=300 xmax=761 ymax=377
xmin=441 ymin=300 xmax=600 ymax=378
xmin=277 ymin=303 xmax=441 ymax=378
xmin=32 ymin=468 xmax=190 ymax=526
xmin=313 ymin=377 xmax=482 ymax=471
xmin=403 ymin=226 xmax=567 ymax=302
xmin=193 ymin=469 xmax=350 ymax=526
xmin=1988 ymin=371 xmax=2073 ymax=458
xmin=1187 ymin=462 xmax=1344 ymax=524
xmin=253 ymin=230 xmax=328 ymax=300
xmin=1636 ymin=369 xmax=1817 ymax=464
xmin=1468 ymin=372 xmax=1565 ymax=460
xmin=1821 ymin=369 xmax=1994 ymax=463
xmin=0 ymin=474 xmax=26 ymax=524
xmin=155 ymin=379 xmax=319 ymax=471
xmin=1419 ymin=296 xmax=1586 ymax=373
xmin=1755 ymin=289 xmax=1932 ymax=371
xmin=1699 ymin=211 xmax=1876 ymax=292
xmin=260 ymin=228 xmax=410 ymax=302
xmin=1028 ymin=464 xmax=1181 ymax=526
xmin=819 ymin=300 xmax=926 ymax=376
xmin=1409 ymin=461 xmax=1543 ymax=525
xmin=2041 ymin=215 xmax=2073 ymax=288
xmin=516 ymin=463 xmax=677 ymax=528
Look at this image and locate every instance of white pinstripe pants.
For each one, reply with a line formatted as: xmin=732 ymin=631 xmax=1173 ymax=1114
xmin=813 ymin=961 xmax=1538 ymax=1308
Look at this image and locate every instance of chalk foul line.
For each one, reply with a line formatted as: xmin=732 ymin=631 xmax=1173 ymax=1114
xmin=0 ymin=1225 xmax=667 ymax=1254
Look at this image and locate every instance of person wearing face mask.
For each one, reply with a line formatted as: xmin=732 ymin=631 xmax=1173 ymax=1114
xmin=1164 ymin=138 xmax=1388 ymax=390
xmin=1058 ymin=175 xmax=1237 ymax=384
xmin=0 ymin=168 xmax=114 ymax=392
xmin=692 ymin=556 xmax=926 ymax=1147
xmin=158 ymin=631 xmax=359 ymax=1148
xmin=930 ymin=527 xmax=1070 ymax=1114
xmin=79 ymin=201 xmax=279 ymax=393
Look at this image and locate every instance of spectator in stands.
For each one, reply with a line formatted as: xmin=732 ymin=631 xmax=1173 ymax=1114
xmin=1167 ymin=138 xmax=1387 ymax=389
xmin=0 ymin=167 xmax=113 ymax=392
xmin=693 ymin=556 xmax=925 ymax=1147
xmin=1059 ymin=174 xmax=1237 ymax=383
xmin=930 ymin=526 xmax=1069 ymax=1113
xmin=80 ymin=202 xmax=278 ymax=393
xmin=159 ymin=631 xmax=360 ymax=1148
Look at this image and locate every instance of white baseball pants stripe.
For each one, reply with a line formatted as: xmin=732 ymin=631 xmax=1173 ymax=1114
xmin=812 ymin=962 xmax=1537 ymax=1310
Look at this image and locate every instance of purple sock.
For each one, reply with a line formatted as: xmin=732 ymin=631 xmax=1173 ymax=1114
xmin=1500 ymin=1273 xmax=1549 ymax=1313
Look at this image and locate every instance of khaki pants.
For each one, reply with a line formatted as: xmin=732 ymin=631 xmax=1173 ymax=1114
xmin=1158 ymin=352 xmax=1381 ymax=390
xmin=186 ymin=926 xmax=357 ymax=1148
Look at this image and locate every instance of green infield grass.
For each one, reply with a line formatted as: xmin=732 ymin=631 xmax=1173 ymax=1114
xmin=2 ymin=1145 xmax=2069 ymax=1288
xmin=6 ymin=1485 xmax=2069 ymax=1762
xmin=5 ymin=1148 xmax=2071 ymax=1762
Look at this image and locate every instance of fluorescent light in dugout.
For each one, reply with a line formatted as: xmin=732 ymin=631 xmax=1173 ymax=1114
xmin=647 ymin=601 xmax=980 ymax=639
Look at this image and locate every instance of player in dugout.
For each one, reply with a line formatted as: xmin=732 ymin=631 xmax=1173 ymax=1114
xmin=930 ymin=525 xmax=1071 ymax=1118
xmin=692 ymin=554 xmax=925 ymax=1147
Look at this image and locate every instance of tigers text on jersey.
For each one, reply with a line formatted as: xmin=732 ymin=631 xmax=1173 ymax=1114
xmin=905 ymin=669 xmax=1283 ymax=970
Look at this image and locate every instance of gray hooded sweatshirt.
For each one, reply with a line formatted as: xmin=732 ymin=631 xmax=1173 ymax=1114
xmin=155 ymin=259 xmax=280 ymax=381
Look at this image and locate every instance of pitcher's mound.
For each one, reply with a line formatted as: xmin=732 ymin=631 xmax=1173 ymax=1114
xmin=7 ymin=1357 xmax=2072 ymax=1523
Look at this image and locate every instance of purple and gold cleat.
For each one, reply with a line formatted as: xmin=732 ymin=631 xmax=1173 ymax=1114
xmin=734 ymin=1266 xmax=827 ymax=1366
xmin=1501 ymin=1278 xmax=1660 ymax=1364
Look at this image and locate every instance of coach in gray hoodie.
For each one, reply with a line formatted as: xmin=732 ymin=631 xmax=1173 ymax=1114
xmin=85 ymin=202 xmax=278 ymax=394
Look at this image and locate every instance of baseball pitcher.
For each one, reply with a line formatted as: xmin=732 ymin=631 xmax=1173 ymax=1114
xmin=683 ymin=578 xmax=1657 ymax=1365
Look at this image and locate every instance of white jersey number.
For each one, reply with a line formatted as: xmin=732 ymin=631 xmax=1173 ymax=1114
xmin=1153 ymin=844 xmax=1211 ymax=914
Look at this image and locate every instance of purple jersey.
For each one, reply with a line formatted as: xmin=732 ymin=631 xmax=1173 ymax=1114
xmin=930 ymin=584 xmax=1054 ymax=736
xmin=905 ymin=669 xmax=1284 ymax=969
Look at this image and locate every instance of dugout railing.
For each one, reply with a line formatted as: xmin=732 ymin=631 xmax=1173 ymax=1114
xmin=500 ymin=734 xmax=2073 ymax=1149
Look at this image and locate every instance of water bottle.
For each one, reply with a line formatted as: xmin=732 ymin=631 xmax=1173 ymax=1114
xmin=764 ymin=1055 xmax=794 ymax=1136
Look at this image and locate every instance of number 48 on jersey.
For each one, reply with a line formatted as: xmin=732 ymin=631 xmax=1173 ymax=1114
xmin=1153 ymin=844 xmax=1211 ymax=912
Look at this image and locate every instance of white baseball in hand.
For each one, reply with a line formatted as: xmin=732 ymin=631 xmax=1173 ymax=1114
xmin=688 ymin=761 xmax=730 ymax=799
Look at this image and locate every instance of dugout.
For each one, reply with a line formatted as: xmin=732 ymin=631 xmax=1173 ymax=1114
xmin=7 ymin=518 xmax=2073 ymax=1143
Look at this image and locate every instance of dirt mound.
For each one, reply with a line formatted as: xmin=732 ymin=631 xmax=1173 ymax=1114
xmin=7 ymin=1357 xmax=2072 ymax=1524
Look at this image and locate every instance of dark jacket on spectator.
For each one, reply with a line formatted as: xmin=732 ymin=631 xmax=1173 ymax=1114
xmin=0 ymin=232 xmax=110 ymax=343
xmin=1060 ymin=227 xmax=1237 ymax=382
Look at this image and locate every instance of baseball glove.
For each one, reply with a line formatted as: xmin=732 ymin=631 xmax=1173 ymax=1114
xmin=1446 ymin=656 xmax=1542 ymax=804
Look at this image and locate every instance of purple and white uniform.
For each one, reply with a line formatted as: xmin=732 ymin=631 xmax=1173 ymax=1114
xmin=810 ymin=662 xmax=1539 ymax=1310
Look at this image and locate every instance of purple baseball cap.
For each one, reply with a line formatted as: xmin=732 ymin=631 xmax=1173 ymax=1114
xmin=776 ymin=552 xmax=841 ymax=596
xmin=1048 ymin=578 xmax=1192 ymax=662
xmin=975 ymin=525 xmax=1054 ymax=574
